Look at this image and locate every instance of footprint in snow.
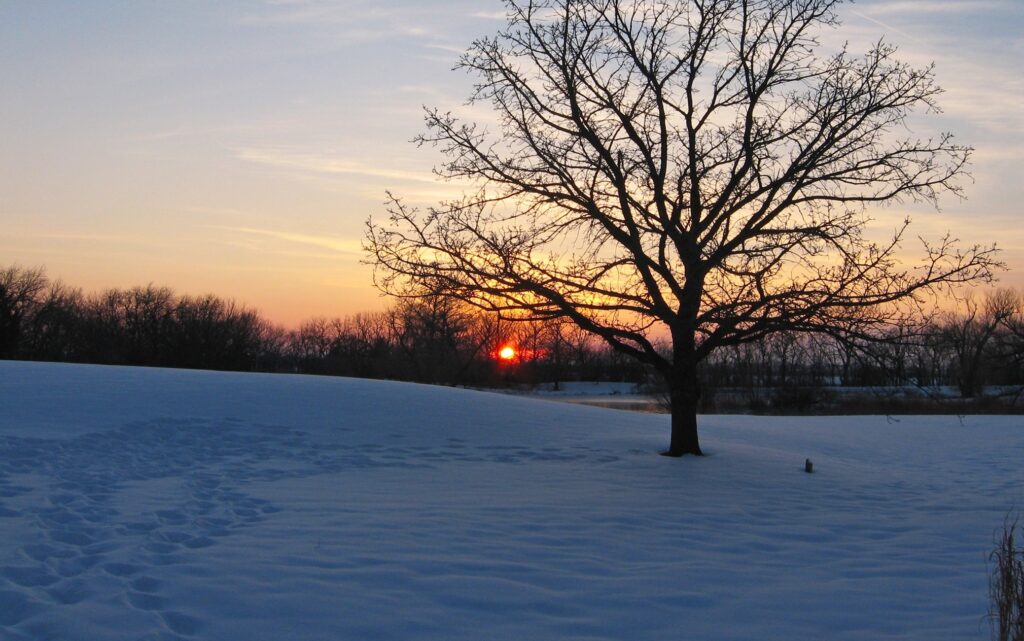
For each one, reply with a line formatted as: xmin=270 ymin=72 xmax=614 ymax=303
xmin=1 ymin=414 xmax=627 ymax=635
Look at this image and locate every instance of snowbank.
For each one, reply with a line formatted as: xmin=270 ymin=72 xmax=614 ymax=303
xmin=0 ymin=361 xmax=1020 ymax=640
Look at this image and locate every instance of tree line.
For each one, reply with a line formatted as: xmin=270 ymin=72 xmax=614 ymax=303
xmin=2 ymin=264 xmax=1022 ymax=403
xmin=0 ymin=264 xmax=643 ymax=385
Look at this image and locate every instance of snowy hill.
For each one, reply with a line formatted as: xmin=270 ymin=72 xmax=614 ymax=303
xmin=0 ymin=361 xmax=1021 ymax=640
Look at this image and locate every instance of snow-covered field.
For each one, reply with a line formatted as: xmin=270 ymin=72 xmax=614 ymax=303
xmin=502 ymin=381 xmax=662 ymax=413
xmin=0 ymin=361 xmax=1020 ymax=640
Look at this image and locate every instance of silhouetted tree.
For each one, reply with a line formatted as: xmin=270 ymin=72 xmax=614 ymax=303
xmin=941 ymin=290 xmax=1022 ymax=397
xmin=388 ymin=293 xmax=498 ymax=384
xmin=0 ymin=266 xmax=48 ymax=358
xmin=367 ymin=0 xmax=998 ymax=455
xmin=173 ymin=295 xmax=266 ymax=370
xmin=332 ymin=312 xmax=395 ymax=378
xmin=23 ymin=281 xmax=85 ymax=362
xmin=290 ymin=317 xmax=340 ymax=373
xmin=92 ymin=286 xmax=176 ymax=365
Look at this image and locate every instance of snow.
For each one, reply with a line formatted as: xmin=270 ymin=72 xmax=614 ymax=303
xmin=523 ymin=381 xmax=642 ymax=396
xmin=499 ymin=381 xmax=661 ymax=412
xmin=0 ymin=361 xmax=1020 ymax=640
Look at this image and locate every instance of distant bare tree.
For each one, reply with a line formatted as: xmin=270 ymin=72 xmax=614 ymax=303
xmin=328 ymin=313 xmax=394 ymax=378
xmin=941 ymin=290 xmax=1019 ymax=397
xmin=113 ymin=286 xmax=176 ymax=365
xmin=367 ymin=0 xmax=999 ymax=454
xmin=23 ymin=280 xmax=84 ymax=362
xmin=0 ymin=265 xmax=48 ymax=358
xmin=388 ymin=293 xmax=498 ymax=384
xmin=291 ymin=318 xmax=339 ymax=371
xmin=991 ymin=290 xmax=1024 ymax=389
xmin=173 ymin=295 xmax=266 ymax=370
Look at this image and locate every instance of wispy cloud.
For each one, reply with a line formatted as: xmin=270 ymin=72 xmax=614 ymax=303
xmin=8 ymin=231 xmax=159 ymax=245
xmin=971 ymin=143 xmax=1024 ymax=163
xmin=470 ymin=11 xmax=507 ymax=21
xmin=858 ymin=1 xmax=1010 ymax=15
xmin=185 ymin=206 xmax=256 ymax=219
xmin=235 ymin=148 xmax=439 ymax=184
xmin=838 ymin=3 xmax=1024 ymax=139
xmin=246 ymin=1 xmax=389 ymax=26
xmin=242 ymin=0 xmax=444 ymax=43
xmin=131 ymin=119 xmax=296 ymax=143
xmin=845 ymin=10 xmax=919 ymax=42
xmin=211 ymin=225 xmax=364 ymax=256
xmin=425 ymin=42 xmax=468 ymax=56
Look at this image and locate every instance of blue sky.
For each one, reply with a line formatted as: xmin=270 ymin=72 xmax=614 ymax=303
xmin=1 ymin=0 xmax=1021 ymax=325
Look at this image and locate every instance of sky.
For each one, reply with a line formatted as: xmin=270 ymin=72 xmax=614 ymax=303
xmin=1 ymin=0 xmax=1021 ymax=327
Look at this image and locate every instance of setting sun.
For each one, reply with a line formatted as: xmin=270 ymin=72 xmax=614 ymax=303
xmin=498 ymin=346 xmax=516 ymax=361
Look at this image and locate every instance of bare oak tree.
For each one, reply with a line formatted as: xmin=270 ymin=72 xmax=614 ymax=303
xmin=366 ymin=0 xmax=999 ymax=455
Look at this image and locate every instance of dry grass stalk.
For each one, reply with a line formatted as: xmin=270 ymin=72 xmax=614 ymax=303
xmin=990 ymin=517 xmax=1024 ymax=641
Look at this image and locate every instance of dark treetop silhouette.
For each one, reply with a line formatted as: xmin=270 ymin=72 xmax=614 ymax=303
xmin=366 ymin=0 xmax=999 ymax=456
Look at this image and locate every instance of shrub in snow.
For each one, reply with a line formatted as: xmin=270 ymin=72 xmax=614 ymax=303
xmin=990 ymin=517 xmax=1024 ymax=641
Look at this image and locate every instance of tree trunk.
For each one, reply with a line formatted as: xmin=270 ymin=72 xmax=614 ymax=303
xmin=662 ymin=355 xmax=704 ymax=457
